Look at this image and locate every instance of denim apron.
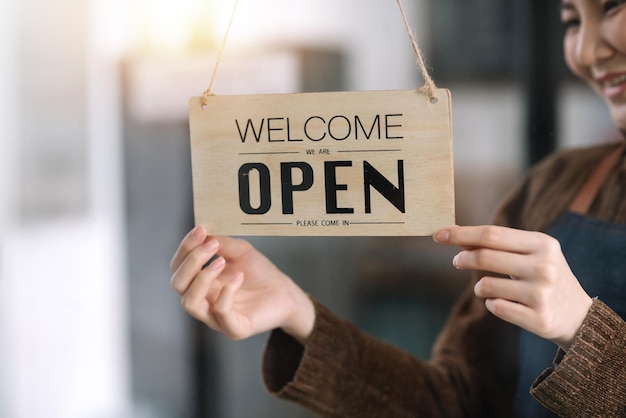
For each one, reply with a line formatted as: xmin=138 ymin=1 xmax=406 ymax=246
xmin=513 ymin=144 xmax=626 ymax=417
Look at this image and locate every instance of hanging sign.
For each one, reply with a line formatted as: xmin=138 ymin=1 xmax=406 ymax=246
xmin=189 ymin=89 xmax=454 ymax=236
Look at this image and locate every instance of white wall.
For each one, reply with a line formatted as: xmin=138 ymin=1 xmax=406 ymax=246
xmin=208 ymin=0 xmax=429 ymax=92
xmin=559 ymin=82 xmax=617 ymax=148
xmin=2 ymin=222 xmax=129 ymax=418
xmin=0 ymin=0 xmax=131 ymax=416
xmin=0 ymin=0 xmax=19 ymax=415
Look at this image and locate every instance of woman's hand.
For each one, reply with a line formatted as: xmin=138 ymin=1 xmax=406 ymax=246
xmin=170 ymin=226 xmax=315 ymax=344
xmin=434 ymin=225 xmax=593 ymax=351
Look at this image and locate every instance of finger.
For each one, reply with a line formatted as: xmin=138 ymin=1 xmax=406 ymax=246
xmin=180 ymin=256 xmax=226 ymax=327
xmin=170 ymin=226 xmax=208 ymax=272
xmin=171 ymin=239 xmax=219 ymax=295
xmin=436 ymin=225 xmax=546 ymax=254
xmin=474 ymin=276 xmax=529 ymax=304
xmin=211 ymin=236 xmax=254 ymax=261
xmin=484 ymin=298 xmax=535 ymax=333
xmin=212 ymin=272 xmax=246 ymax=340
xmin=454 ymin=249 xmax=532 ymax=278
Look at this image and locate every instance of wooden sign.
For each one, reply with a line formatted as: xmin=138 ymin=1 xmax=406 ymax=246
xmin=189 ymin=89 xmax=454 ymax=236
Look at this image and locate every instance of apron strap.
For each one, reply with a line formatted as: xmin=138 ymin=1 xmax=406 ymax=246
xmin=569 ymin=143 xmax=625 ymax=214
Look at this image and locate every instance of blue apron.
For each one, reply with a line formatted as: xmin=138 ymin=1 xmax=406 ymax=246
xmin=512 ymin=144 xmax=626 ymax=417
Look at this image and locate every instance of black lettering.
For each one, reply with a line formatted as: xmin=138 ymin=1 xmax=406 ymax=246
xmin=324 ymin=161 xmax=354 ymax=214
xmin=304 ymin=116 xmax=326 ymax=141
xmin=355 ymin=114 xmax=381 ymax=139
xmin=238 ymin=163 xmax=271 ymax=214
xmin=235 ymin=119 xmax=265 ymax=143
xmin=328 ymin=115 xmax=351 ymax=140
xmin=281 ymin=162 xmax=314 ymax=214
xmin=267 ymin=117 xmax=285 ymax=142
xmin=363 ymin=160 xmax=405 ymax=213
xmin=286 ymin=118 xmax=303 ymax=142
xmin=385 ymin=114 xmax=403 ymax=139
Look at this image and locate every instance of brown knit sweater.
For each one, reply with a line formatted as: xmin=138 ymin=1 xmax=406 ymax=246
xmin=262 ymin=142 xmax=626 ymax=417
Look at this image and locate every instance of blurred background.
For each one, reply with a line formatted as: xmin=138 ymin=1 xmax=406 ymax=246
xmin=0 ymin=0 xmax=618 ymax=417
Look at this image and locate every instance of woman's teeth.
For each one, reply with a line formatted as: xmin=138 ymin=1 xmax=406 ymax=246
xmin=606 ymin=74 xmax=626 ymax=87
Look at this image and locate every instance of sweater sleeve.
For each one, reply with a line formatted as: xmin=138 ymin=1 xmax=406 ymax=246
xmin=263 ymin=289 xmax=518 ymax=417
xmin=260 ymin=158 xmax=535 ymax=417
xmin=531 ymin=299 xmax=626 ymax=416
xmin=261 ymin=143 xmax=624 ymax=417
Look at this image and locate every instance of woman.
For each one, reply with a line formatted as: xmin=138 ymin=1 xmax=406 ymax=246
xmin=170 ymin=0 xmax=626 ymax=416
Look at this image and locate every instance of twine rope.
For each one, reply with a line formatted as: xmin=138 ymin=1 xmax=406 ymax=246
xmin=202 ymin=0 xmax=437 ymax=103
xmin=395 ymin=0 xmax=437 ymax=101
xmin=202 ymin=0 xmax=240 ymax=105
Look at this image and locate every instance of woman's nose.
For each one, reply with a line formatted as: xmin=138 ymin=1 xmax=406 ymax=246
xmin=575 ymin=22 xmax=613 ymax=66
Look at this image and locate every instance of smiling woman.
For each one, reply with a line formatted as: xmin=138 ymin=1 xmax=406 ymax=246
xmin=561 ymin=0 xmax=626 ymax=130
xmin=171 ymin=0 xmax=626 ymax=416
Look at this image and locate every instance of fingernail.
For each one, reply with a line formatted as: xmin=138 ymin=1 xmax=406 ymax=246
xmin=209 ymin=256 xmax=225 ymax=271
xmin=203 ymin=239 xmax=219 ymax=252
xmin=433 ymin=229 xmax=450 ymax=243
xmin=192 ymin=225 xmax=203 ymax=240
xmin=452 ymin=252 xmax=461 ymax=269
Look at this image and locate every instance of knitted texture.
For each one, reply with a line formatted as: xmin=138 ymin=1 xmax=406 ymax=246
xmin=263 ymin=142 xmax=626 ymax=417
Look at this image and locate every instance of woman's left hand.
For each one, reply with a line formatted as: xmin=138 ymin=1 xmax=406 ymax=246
xmin=434 ymin=225 xmax=593 ymax=351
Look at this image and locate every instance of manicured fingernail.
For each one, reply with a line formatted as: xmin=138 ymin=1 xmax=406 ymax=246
xmin=433 ymin=229 xmax=450 ymax=243
xmin=192 ymin=225 xmax=203 ymax=240
xmin=209 ymin=256 xmax=225 ymax=270
xmin=452 ymin=252 xmax=461 ymax=269
xmin=203 ymin=239 xmax=219 ymax=252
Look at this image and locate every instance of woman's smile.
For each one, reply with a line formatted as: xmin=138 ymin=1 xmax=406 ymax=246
xmin=562 ymin=0 xmax=626 ymax=128
xmin=595 ymin=71 xmax=626 ymax=100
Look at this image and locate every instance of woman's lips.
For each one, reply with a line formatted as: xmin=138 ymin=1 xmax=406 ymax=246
xmin=599 ymin=73 xmax=626 ymax=100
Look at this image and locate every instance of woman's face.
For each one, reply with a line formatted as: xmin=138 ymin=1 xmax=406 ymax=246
xmin=562 ymin=0 xmax=626 ymax=130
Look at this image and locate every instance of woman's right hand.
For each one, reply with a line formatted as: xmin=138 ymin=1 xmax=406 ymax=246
xmin=170 ymin=226 xmax=315 ymax=344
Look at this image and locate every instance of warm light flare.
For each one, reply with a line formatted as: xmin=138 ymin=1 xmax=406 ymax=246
xmin=124 ymin=0 xmax=300 ymax=54
xmin=127 ymin=0 xmax=215 ymax=52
